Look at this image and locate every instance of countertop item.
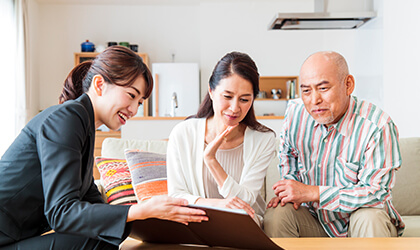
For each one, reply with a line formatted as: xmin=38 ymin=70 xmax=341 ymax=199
xmin=119 ymin=42 xmax=129 ymax=48
xmin=129 ymin=44 xmax=138 ymax=52
xmin=96 ymin=44 xmax=106 ymax=53
xmin=81 ymin=40 xmax=95 ymax=52
xmin=107 ymin=42 xmax=117 ymax=47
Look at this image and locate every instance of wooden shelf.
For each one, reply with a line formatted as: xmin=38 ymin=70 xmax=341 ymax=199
xmin=74 ymin=52 xmax=149 ymax=67
xmin=259 ymin=76 xmax=299 ymax=100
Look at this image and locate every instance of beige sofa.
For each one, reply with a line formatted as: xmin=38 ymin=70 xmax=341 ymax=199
xmin=100 ymin=137 xmax=420 ymax=237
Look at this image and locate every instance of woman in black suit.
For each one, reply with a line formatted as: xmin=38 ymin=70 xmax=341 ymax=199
xmin=0 ymin=46 xmax=207 ymax=249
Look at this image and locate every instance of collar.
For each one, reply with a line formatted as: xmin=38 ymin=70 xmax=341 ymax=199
xmin=76 ymin=93 xmax=95 ymax=134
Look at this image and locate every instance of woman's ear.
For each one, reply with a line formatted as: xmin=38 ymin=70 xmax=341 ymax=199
xmin=92 ymin=75 xmax=105 ymax=96
xmin=208 ymin=86 xmax=213 ymax=100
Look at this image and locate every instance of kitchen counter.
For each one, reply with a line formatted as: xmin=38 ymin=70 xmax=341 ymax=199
xmin=123 ymin=116 xmax=284 ymax=140
xmin=131 ymin=116 xmax=187 ymax=120
xmin=131 ymin=116 xmax=284 ymax=120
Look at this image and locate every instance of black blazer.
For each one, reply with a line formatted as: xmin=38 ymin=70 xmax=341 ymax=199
xmin=0 ymin=94 xmax=130 ymax=246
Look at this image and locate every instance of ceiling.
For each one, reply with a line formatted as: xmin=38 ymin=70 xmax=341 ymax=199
xmin=34 ymin=0 xmax=279 ymax=5
xmin=35 ymin=0 xmax=199 ymax=4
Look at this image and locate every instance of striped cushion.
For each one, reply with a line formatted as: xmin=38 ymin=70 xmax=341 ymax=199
xmin=124 ymin=149 xmax=168 ymax=202
xmin=95 ymin=157 xmax=137 ymax=205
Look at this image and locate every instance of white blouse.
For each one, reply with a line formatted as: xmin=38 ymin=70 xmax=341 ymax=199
xmin=203 ymin=143 xmax=244 ymax=199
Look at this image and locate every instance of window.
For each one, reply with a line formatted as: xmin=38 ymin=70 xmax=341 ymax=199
xmin=0 ymin=0 xmax=26 ymax=156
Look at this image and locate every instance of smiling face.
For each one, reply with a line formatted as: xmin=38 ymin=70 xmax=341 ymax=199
xmin=299 ymin=52 xmax=354 ymax=126
xmin=209 ymin=74 xmax=254 ymax=127
xmin=93 ymin=75 xmax=147 ymax=130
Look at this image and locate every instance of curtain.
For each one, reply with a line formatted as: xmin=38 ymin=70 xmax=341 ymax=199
xmin=14 ymin=0 xmax=29 ymax=135
xmin=0 ymin=0 xmax=28 ymax=156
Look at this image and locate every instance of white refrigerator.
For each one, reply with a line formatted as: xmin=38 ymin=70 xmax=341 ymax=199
xmin=151 ymin=63 xmax=200 ymax=117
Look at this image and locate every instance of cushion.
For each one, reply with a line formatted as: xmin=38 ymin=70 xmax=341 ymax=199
xmin=124 ymin=149 xmax=168 ymax=202
xmin=392 ymin=137 xmax=420 ymax=216
xmin=265 ymin=139 xmax=281 ymax=202
xmin=401 ymin=215 xmax=420 ymax=237
xmin=95 ymin=157 xmax=137 ymax=205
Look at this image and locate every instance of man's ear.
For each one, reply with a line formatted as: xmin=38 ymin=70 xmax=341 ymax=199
xmin=345 ymin=75 xmax=355 ymax=96
xmin=92 ymin=75 xmax=105 ymax=96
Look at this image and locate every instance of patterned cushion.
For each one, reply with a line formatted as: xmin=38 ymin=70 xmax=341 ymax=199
xmin=95 ymin=157 xmax=137 ymax=205
xmin=124 ymin=149 xmax=168 ymax=202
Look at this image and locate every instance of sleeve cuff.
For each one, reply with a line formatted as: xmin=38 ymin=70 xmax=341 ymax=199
xmin=218 ymin=175 xmax=234 ymax=198
xmin=319 ymin=186 xmax=340 ymax=210
xmin=187 ymin=195 xmax=202 ymax=205
xmin=98 ymin=205 xmax=131 ymax=245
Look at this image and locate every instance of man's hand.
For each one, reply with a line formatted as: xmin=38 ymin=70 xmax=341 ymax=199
xmin=266 ymin=196 xmax=281 ymax=209
xmin=271 ymin=179 xmax=320 ymax=209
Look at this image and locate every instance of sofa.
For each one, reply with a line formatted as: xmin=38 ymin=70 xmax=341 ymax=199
xmin=100 ymin=137 xmax=420 ymax=237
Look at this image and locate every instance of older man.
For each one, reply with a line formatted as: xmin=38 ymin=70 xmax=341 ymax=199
xmin=264 ymin=51 xmax=404 ymax=237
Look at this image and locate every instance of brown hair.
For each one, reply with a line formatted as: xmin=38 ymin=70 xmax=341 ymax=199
xmin=194 ymin=51 xmax=274 ymax=134
xmin=59 ymin=46 xmax=153 ymax=104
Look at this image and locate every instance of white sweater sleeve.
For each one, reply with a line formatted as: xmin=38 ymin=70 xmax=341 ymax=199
xmin=166 ymin=121 xmax=202 ymax=204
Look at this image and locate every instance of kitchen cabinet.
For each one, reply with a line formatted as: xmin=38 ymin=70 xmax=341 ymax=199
xmin=74 ymin=52 xmax=151 ymax=116
xmin=254 ymin=76 xmax=299 ymax=117
xmin=74 ymin=52 xmax=149 ymax=68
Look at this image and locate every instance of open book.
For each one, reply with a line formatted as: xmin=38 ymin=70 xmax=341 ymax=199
xmin=130 ymin=204 xmax=283 ymax=250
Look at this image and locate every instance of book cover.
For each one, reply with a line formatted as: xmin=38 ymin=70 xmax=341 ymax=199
xmin=130 ymin=204 xmax=283 ymax=250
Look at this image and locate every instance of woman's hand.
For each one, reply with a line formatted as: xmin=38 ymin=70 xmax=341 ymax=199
xmin=196 ymin=197 xmax=255 ymax=218
xmin=203 ymin=125 xmax=238 ymax=163
xmin=127 ymin=196 xmax=208 ymax=225
xmin=221 ymin=197 xmax=255 ymax=218
xmin=203 ymin=125 xmax=238 ymax=187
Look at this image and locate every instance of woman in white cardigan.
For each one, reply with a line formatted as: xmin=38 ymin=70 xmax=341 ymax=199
xmin=167 ymin=52 xmax=276 ymax=226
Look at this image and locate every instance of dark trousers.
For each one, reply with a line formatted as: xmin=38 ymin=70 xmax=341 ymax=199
xmin=0 ymin=231 xmax=118 ymax=250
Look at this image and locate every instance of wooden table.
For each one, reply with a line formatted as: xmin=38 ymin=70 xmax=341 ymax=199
xmin=121 ymin=237 xmax=420 ymax=250
xmin=272 ymin=237 xmax=420 ymax=250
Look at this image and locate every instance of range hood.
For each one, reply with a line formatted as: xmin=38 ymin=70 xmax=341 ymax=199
xmin=268 ymin=0 xmax=376 ymax=30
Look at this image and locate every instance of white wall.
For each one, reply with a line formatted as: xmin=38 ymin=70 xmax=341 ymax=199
xmin=352 ymin=1 xmax=383 ymax=110
xmin=383 ymin=0 xmax=420 ymax=138
xmin=29 ymin=0 xmax=419 ymax=137
xmin=123 ymin=119 xmax=184 ymax=140
xmin=36 ymin=1 xmax=201 ymax=111
xmin=27 ymin=0 xmax=40 ymax=117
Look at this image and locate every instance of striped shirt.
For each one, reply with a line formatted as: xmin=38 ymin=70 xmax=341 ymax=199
xmin=279 ymin=96 xmax=404 ymax=237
